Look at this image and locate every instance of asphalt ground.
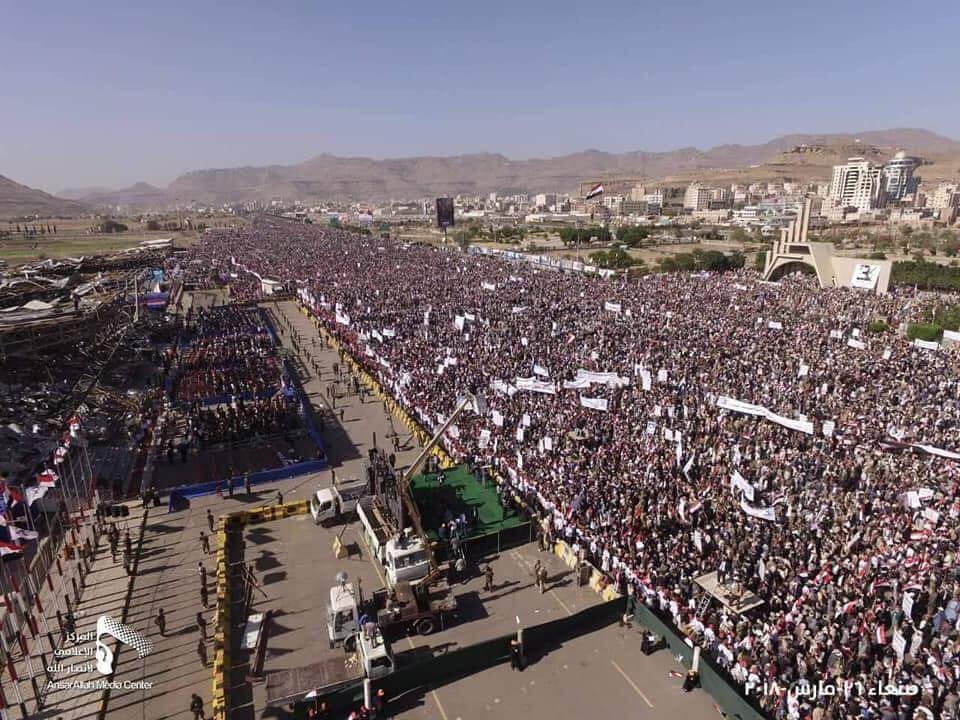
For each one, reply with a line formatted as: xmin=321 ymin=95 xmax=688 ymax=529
xmin=232 ymin=301 xmax=721 ymax=720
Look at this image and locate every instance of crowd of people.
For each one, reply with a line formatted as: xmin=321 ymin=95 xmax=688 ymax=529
xmin=157 ymin=304 xmax=303 ymax=457
xmin=170 ymin=306 xmax=281 ymax=404
xmin=185 ymin=218 xmax=960 ymax=720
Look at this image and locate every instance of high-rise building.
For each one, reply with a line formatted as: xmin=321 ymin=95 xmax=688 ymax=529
xmin=829 ymin=158 xmax=884 ymax=211
xmin=603 ymin=195 xmax=625 ymax=214
xmin=683 ymin=183 xmax=711 ymax=211
xmin=926 ymin=182 xmax=959 ymax=210
xmin=881 ymin=151 xmax=920 ymax=202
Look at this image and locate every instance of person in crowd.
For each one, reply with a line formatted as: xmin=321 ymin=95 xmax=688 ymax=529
xmin=176 ymin=217 xmax=960 ymax=720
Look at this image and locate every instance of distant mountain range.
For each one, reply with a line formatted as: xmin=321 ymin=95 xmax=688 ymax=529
xmin=2 ymin=128 xmax=959 ymax=217
xmin=0 ymin=175 xmax=87 ymax=218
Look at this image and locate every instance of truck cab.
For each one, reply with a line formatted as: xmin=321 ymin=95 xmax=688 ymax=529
xmin=310 ymin=477 xmax=367 ymax=526
xmin=357 ymin=628 xmax=395 ymax=680
xmin=327 ymin=583 xmax=361 ymax=649
xmin=385 ymin=536 xmax=431 ymax=586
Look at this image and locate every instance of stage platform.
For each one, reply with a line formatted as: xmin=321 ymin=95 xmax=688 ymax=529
xmin=694 ymin=571 xmax=765 ymax=615
xmin=409 ymin=464 xmax=524 ymax=541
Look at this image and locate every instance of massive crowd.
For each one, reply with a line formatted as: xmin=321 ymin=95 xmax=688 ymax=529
xmin=186 ymin=219 xmax=960 ymax=720
xmin=159 ymin=304 xmax=300 ymax=455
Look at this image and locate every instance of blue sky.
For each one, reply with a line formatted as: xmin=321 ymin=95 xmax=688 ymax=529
xmin=2 ymin=0 xmax=958 ymax=192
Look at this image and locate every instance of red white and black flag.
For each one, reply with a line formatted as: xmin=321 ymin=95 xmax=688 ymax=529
xmin=0 ymin=540 xmax=24 ymax=557
xmin=584 ymin=183 xmax=604 ymax=200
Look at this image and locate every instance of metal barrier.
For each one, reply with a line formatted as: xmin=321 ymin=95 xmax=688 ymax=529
xmin=632 ymin=601 xmax=768 ymax=720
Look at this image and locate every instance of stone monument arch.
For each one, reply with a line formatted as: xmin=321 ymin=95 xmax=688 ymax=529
xmin=762 ymin=199 xmax=891 ymax=293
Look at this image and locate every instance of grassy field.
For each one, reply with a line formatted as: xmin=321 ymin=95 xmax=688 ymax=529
xmin=0 ymin=216 xmax=242 ymax=266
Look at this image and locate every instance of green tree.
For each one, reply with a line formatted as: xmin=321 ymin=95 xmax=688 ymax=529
xmin=560 ymin=226 xmax=611 ymax=246
xmin=754 ymin=250 xmax=767 ymax=270
xmin=589 ymin=246 xmax=635 ymax=269
xmin=616 ymin=225 xmax=650 ymax=248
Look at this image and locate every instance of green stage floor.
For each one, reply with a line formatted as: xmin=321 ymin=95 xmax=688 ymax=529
xmin=410 ymin=464 xmax=524 ymax=540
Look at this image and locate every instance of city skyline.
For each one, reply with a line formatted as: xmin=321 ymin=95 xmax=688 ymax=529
xmin=3 ymin=0 xmax=960 ymax=191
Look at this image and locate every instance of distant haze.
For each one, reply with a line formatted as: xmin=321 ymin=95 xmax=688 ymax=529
xmin=3 ymin=2 xmax=960 ymax=192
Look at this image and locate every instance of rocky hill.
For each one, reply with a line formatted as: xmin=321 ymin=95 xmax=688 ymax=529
xmin=0 ymin=175 xmax=87 ymax=218
xmin=6 ymin=128 xmax=960 ymax=213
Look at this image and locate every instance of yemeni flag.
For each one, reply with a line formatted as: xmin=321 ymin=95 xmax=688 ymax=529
xmin=0 ymin=483 xmax=21 ymax=515
xmin=875 ymin=625 xmax=887 ymax=645
xmin=0 ymin=540 xmax=24 ymax=557
xmin=37 ymin=470 xmax=58 ymax=487
xmin=584 ymin=183 xmax=604 ymax=200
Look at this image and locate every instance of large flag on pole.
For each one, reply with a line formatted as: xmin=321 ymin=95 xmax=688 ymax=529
xmin=584 ymin=183 xmax=604 ymax=200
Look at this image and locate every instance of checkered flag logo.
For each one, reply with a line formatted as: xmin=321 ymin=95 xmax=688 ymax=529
xmin=95 ymin=615 xmax=154 ymax=675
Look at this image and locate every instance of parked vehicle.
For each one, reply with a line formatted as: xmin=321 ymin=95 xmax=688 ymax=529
xmin=310 ymin=476 xmax=368 ymax=525
xmin=357 ymin=498 xmax=431 ymax=586
xmin=327 ymin=580 xmax=457 ymax=647
xmin=265 ymin=629 xmax=395 ymax=707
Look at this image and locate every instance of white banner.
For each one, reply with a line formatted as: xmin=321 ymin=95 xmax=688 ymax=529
xmin=740 ymin=499 xmax=776 ymax=522
xmin=515 ymin=377 xmax=557 ymax=395
xmin=823 ymin=420 xmax=835 ymax=437
xmin=574 ymin=369 xmax=630 ymax=388
xmin=479 ymin=429 xmax=491 ymax=448
xmin=847 ymin=338 xmax=865 ymax=350
xmin=492 ymin=411 xmax=504 ymax=427
xmin=731 ymin=470 xmax=755 ymax=502
xmin=767 ymin=320 xmax=783 ymax=330
xmin=913 ymin=339 xmax=939 ymax=350
xmin=913 ymin=443 xmax=960 ymax=460
xmin=579 ymin=396 xmax=609 ymax=412
xmin=850 ymin=263 xmax=881 ymax=290
xmin=562 ymin=377 xmax=593 ymax=390
xmin=481 ymin=282 xmax=497 ymax=291
xmin=765 ymin=409 xmax=814 ymax=435
xmin=533 ymin=364 xmax=550 ymax=377
xmin=454 ymin=315 xmax=465 ymax=331
xmin=716 ymin=396 xmax=767 ymax=417
xmin=604 ymin=301 xmax=622 ymax=314
xmin=641 ymin=370 xmax=652 ymax=391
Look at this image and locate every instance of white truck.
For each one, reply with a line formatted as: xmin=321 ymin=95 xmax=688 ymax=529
xmin=310 ymin=476 xmax=368 ymax=526
xmin=356 ymin=498 xmax=431 ymax=587
xmin=265 ymin=629 xmax=395 ymax=708
xmin=327 ymin=580 xmax=456 ymax=648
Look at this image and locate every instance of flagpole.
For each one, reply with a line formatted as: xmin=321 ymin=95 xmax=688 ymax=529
xmin=15 ymin=488 xmax=36 ymax=535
